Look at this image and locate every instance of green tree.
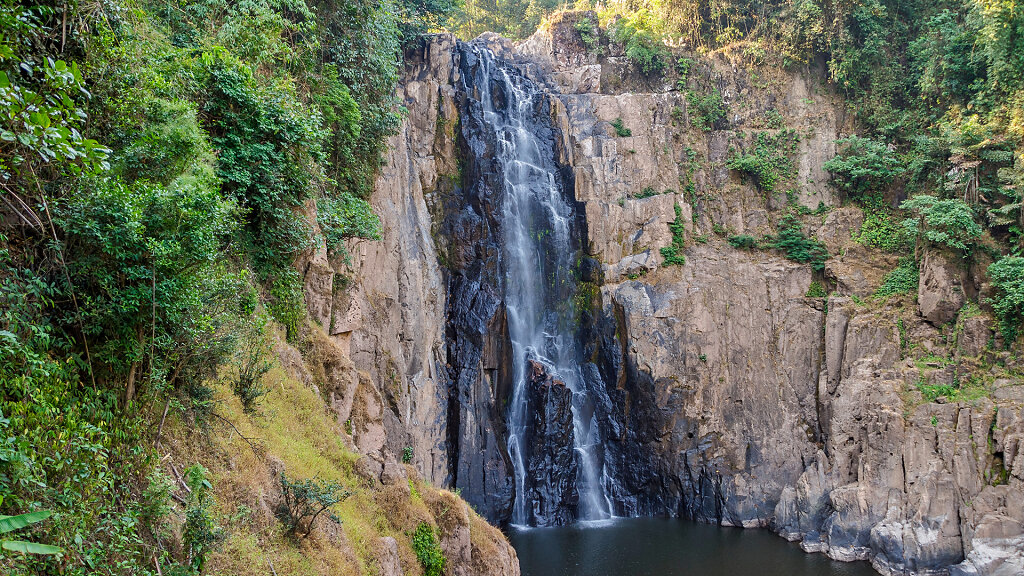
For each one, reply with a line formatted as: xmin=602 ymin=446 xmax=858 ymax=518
xmin=987 ymin=256 xmax=1024 ymax=343
xmin=901 ymin=195 xmax=983 ymax=256
xmin=824 ymin=136 xmax=905 ymax=197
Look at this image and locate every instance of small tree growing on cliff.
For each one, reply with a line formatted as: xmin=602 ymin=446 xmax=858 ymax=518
xmin=278 ymin=473 xmax=351 ymax=537
xmin=987 ymin=256 xmax=1024 ymax=344
xmin=900 ymin=195 xmax=983 ymax=258
xmin=824 ymin=136 xmax=905 ymax=197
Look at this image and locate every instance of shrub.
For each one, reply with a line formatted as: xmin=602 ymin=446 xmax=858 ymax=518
xmin=686 ymin=89 xmax=726 ymax=132
xmin=412 ymin=522 xmax=446 ymax=576
xmin=279 ymin=473 xmax=351 ymax=537
xmin=232 ymin=319 xmax=274 ymax=414
xmin=727 ymin=130 xmax=800 ymax=193
xmin=675 ymin=57 xmax=694 ymax=80
xmin=917 ymin=380 xmax=959 ymax=402
xmin=824 ymin=136 xmax=905 ymax=197
xmin=609 ymin=19 xmax=669 ymax=76
xmin=987 ymin=257 xmax=1024 ymax=343
xmin=317 ymin=191 xmax=382 ymax=260
xmin=183 ymin=464 xmax=222 ymax=573
xmin=901 ymin=195 xmax=983 ymax=254
xmin=402 ymin=446 xmax=414 ymax=463
xmin=805 ymin=281 xmax=827 ymax=298
xmin=610 ymin=118 xmax=632 ymax=137
xmin=856 ymin=196 xmax=910 ymax=252
xmin=767 ymin=214 xmax=829 ymax=271
xmin=575 ymin=17 xmax=599 ymax=52
xmin=728 ymin=234 xmax=760 ymax=250
xmin=57 ymin=176 xmax=242 ymax=400
xmin=764 ymin=109 xmax=785 ymax=129
xmin=660 ymin=203 xmax=687 ymax=266
xmin=875 ymin=257 xmax=919 ymax=298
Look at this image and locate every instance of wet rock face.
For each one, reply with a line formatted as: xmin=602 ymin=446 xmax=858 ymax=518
xmin=437 ymin=42 xmax=518 ymax=524
xmin=523 ymin=360 xmax=579 ymax=525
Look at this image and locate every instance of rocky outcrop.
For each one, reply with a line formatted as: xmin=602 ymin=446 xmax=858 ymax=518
xmin=523 ymin=361 xmax=579 ymax=525
xmin=919 ymin=250 xmax=967 ymax=326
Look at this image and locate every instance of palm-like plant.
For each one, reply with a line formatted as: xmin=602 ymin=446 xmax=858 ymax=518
xmin=0 ymin=506 xmax=62 ymax=555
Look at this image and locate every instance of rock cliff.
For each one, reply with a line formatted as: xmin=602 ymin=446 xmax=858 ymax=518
xmin=302 ymin=13 xmax=1023 ymax=576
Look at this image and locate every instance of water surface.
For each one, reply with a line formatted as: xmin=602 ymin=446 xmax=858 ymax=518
xmin=509 ymin=517 xmax=877 ymax=576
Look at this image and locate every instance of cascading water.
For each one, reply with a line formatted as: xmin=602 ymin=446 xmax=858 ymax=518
xmin=459 ymin=42 xmax=614 ymax=527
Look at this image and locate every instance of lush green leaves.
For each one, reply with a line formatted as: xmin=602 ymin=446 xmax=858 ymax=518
xmin=318 ymin=192 xmax=382 ymax=257
xmin=412 ymin=522 xmax=445 ymax=576
xmin=767 ymin=213 xmax=828 ymax=271
xmin=686 ymin=89 xmax=725 ymax=132
xmin=660 ymin=203 xmax=687 ymax=266
xmin=824 ymin=136 xmax=905 ymax=197
xmin=901 ymin=195 xmax=983 ymax=253
xmin=987 ymin=256 xmax=1024 ymax=343
xmin=57 ymin=176 xmax=241 ymax=388
xmin=609 ymin=14 xmax=670 ymax=76
xmin=875 ymin=257 xmax=920 ymax=298
xmin=855 ymin=195 xmax=911 ymax=252
xmin=728 ymin=130 xmax=800 ymax=193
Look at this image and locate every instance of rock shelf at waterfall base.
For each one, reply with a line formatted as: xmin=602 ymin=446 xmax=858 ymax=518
xmin=333 ymin=16 xmax=1024 ymax=576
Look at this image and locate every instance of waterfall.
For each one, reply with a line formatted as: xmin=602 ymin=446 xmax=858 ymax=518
xmin=460 ymin=42 xmax=614 ymax=527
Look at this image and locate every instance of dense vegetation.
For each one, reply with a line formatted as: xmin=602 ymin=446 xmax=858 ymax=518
xmin=0 ymin=0 xmax=455 ymax=573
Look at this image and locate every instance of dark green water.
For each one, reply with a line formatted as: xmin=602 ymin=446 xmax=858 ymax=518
xmin=508 ymin=518 xmax=878 ymax=576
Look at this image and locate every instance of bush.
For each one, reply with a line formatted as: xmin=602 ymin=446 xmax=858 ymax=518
xmin=686 ymin=89 xmax=726 ymax=132
xmin=917 ymin=380 xmax=959 ymax=402
xmin=727 ymin=130 xmax=800 ymax=192
xmin=610 ymin=118 xmax=632 ymax=137
xmin=901 ymin=195 xmax=983 ymax=254
xmin=609 ymin=18 xmax=669 ymax=76
xmin=675 ymin=57 xmax=694 ymax=81
xmin=317 ymin=191 xmax=382 ymax=259
xmin=57 ymin=176 xmax=242 ymax=401
xmin=232 ymin=320 xmax=274 ymax=414
xmin=412 ymin=522 xmax=445 ymax=576
xmin=279 ymin=473 xmax=351 ymax=537
xmin=767 ymin=214 xmax=829 ymax=271
xmin=987 ymin=257 xmax=1024 ymax=343
xmin=875 ymin=257 xmax=920 ymax=298
xmin=824 ymin=136 xmax=905 ymax=197
xmin=728 ymin=234 xmax=760 ymax=250
xmin=805 ymin=281 xmax=827 ymax=298
xmin=660 ymin=203 xmax=687 ymax=266
xmin=183 ymin=464 xmax=222 ymax=573
xmin=575 ymin=17 xmax=600 ymax=52
xmin=856 ymin=196 xmax=910 ymax=252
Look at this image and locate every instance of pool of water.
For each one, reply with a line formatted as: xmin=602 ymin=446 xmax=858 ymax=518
xmin=508 ymin=517 xmax=878 ymax=576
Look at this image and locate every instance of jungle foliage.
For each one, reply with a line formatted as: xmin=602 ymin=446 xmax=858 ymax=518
xmin=0 ymin=0 xmax=452 ymax=573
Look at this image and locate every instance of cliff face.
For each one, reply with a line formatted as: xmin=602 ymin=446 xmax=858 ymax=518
xmin=304 ymin=14 xmax=1024 ymax=576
